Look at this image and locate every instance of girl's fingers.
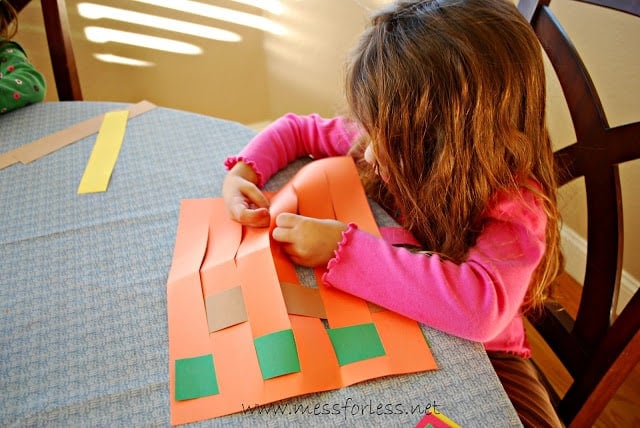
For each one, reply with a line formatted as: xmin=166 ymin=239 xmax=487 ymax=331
xmin=275 ymin=212 xmax=300 ymax=227
xmin=242 ymin=184 xmax=270 ymax=209
xmin=243 ymin=208 xmax=271 ymax=228
xmin=272 ymin=224 xmax=294 ymax=243
xmin=234 ymin=205 xmax=270 ymax=227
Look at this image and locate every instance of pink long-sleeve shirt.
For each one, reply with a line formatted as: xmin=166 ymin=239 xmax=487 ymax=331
xmin=225 ymin=113 xmax=546 ymax=357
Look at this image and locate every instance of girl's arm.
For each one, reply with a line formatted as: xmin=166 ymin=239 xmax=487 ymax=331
xmin=224 ymin=113 xmax=360 ymax=187
xmin=323 ymin=186 xmax=547 ymax=343
xmin=0 ymin=42 xmax=46 ymax=114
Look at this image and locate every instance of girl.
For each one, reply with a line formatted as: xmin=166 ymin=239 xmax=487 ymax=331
xmin=223 ymin=0 xmax=563 ymax=426
xmin=1 ymin=0 xmax=46 ymax=114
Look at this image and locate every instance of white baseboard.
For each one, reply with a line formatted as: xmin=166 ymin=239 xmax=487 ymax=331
xmin=561 ymin=225 xmax=639 ymax=313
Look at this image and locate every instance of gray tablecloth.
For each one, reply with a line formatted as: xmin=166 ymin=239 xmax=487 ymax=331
xmin=0 ymin=102 xmax=521 ymax=427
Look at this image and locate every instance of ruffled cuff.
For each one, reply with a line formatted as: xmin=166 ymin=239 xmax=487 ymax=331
xmin=323 ymin=222 xmax=358 ymax=287
xmin=223 ymin=156 xmax=265 ymax=187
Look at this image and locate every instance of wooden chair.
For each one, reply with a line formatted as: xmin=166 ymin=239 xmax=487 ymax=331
xmin=517 ymin=0 xmax=640 ymax=426
xmin=10 ymin=0 xmax=82 ymax=101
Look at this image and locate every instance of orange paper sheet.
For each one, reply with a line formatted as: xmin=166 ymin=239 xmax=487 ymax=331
xmin=166 ymin=157 xmax=437 ymax=425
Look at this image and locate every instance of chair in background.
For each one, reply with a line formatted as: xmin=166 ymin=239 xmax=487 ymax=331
xmin=10 ymin=0 xmax=82 ymax=101
xmin=517 ymin=0 xmax=640 ymax=426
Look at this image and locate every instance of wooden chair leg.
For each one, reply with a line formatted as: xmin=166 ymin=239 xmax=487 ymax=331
xmin=41 ymin=0 xmax=83 ymax=101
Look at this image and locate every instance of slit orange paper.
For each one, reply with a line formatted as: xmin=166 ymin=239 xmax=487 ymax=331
xmin=166 ymin=156 xmax=437 ymax=425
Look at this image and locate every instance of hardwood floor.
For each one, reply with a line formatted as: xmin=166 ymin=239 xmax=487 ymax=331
xmin=526 ymin=273 xmax=640 ymax=427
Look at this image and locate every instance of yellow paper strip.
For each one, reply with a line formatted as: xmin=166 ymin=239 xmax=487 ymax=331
xmin=77 ymin=110 xmax=129 ymax=194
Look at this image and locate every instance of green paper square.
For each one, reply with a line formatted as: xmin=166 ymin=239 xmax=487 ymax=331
xmin=254 ymin=329 xmax=301 ymax=380
xmin=327 ymin=323 xmax=386 ymax=365
xmin=175 ymin=354 xmax=219 ymax=400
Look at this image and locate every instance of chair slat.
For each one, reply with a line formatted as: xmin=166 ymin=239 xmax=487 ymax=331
xmin=521 ymin=0 xmax=640 ymax=424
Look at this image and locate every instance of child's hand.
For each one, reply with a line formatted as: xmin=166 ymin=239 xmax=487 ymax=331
xmin=222 ymin=162 xmax=271 ymax=227
xmin=272 ymin=213 xmax=348 ymax=267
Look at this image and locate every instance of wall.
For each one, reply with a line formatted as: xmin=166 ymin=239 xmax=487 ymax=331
xmin=18 ymin=0 xmax=271 ymax=123
xmin=261 ymin=0 xmax=388 ymax=119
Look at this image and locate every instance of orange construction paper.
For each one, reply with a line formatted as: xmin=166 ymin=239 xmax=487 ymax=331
xmin=166 ymin=199 xmax=212 ymax=408
xmin=372 ymin=310 xmax=437 ymax=373
xmin=268 ymin=185 xmax=303 ymax=286
xmin=236 ymin=247 xmax=292 ymax=338
xmin=325 ymin=157 xmax=380 ymax=236
xmin=167 ymin=199 xmax=210 ymax=284
xmin=200 ymin=199 xmax=242 ymax=298
xmin=166 ymin=157 xmax=437 ymax=425
xmin=291 ymin=159 xmax=373 ymax=328
xmin=203 ymin=198 xmax=242 ymax=266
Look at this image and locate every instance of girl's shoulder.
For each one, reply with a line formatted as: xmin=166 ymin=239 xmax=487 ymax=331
xmin=484 ymin=180 xmax=546 ymax=227
xmin=1 ymin=40 xmax=27 ymax=56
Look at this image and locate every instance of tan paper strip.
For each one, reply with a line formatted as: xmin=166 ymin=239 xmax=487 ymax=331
xmin=205 ymin=286 xmax=248 ymax=333
xmin=6 ymin=100 xmax=156 ymax=166
xmin=0 ymin=152 xmax=17 ymax=170
xmin=280 ymin=282 xmax=327 ymax=319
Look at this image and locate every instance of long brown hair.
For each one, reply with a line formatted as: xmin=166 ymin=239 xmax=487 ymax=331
xmin=346 ymin=0 xmax=563 ymax=313
xmin=1 ymin=0 xmax=19 ymax=44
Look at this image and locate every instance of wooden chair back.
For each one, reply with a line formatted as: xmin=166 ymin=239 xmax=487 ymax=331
xmin=517 ymin=0 xmax=640 ymax=426
xmin=10 ymin=0 xmax=82 ymax=101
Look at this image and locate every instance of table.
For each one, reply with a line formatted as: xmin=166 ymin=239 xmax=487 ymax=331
xmin=0 ymin=102 xmax=522 ymax=427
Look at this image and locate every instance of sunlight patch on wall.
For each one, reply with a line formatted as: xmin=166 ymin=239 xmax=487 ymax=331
xmin=229 ymin=0 xmax=284 ymax=15
xmin=85 ymin=27 xmax=202 ymax=54
xmin=78 ymin=3 xmax=242 ymax=42
xmin=132 ymin=0 xmax=286 ymax=35
xmin=80 ymin=0 xmax=285 ymax=66
xmin=93 ymin=53 xmax=154 ymax=67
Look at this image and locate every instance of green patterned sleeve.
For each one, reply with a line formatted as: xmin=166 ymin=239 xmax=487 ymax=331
xmin=0 ymin=41 xmax=47 ymax=114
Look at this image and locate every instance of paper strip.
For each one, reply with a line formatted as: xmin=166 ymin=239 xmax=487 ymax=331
xmin=280 ymin=282 xmax=327 ymax=319
xmin=166 ymin=199 xmax=216 ymax=414
xmin=0 ymin=152 xmax=17 ymax=170
xmin=0 ymin=100 xmax=156 ymax=170
xmin=254 ymin=329 xmax=301 ymax=379
xmin=200 ymin=200 xmax=243 ymax=301
xmin=202 ymin=199 xmax=242 ymax=271
xmin=291 ymin=158 xmax=374 ymax=328
xmin=327 ymin=323 xmax=386 ymax=366
xmin=368 ymin=302 xmax=385 ymax=313
xmin=205 ymin=286 xmax=247 ymax=332
xmin=415 ymin=411 xmax=462 ymax=428
xmin=175 ymin=354 xmax=219 ymax=400
xmin=325 ymin=156 xmax=380 ymax=236
xmin=77 ymin=110 xmax=129 ymax=194
xmin=372 ymin=310 xmax=436 ymax=373
xmin=236 ymin=246 xmax=291 ymax=339
xmin=269 ymin=185 xmax=304 ymax=286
